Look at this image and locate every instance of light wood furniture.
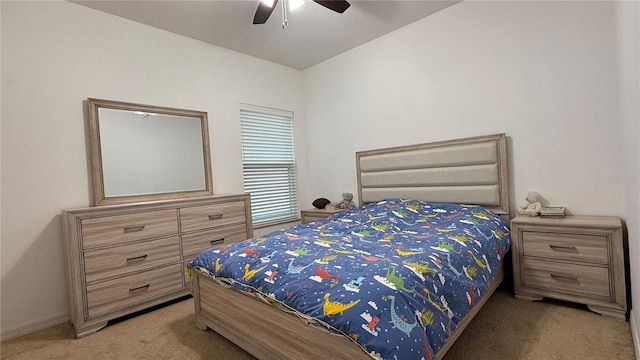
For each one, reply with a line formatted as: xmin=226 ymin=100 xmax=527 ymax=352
xmin=62 ymin=194 xmax=253 ymax=338
xmin=192 ymin=261 xmax=504 ymax=360
xmin=356 ymin=133 xmax=509 ymax=221
xmin=191 ymin=133 xmax=510 ymax=360
xmin=511 ymin=215 xmax=627 ymax=320
xmin=300 ymin=207 xmax=344 ymax=224
xmin=87 ymin=98 xmax=214 ymax=206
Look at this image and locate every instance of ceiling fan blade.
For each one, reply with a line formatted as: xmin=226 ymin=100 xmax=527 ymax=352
xmin=253 ymin=0 xmax=279 ymax=24
xmin=313 ymin=0 xmax=350 ymax=13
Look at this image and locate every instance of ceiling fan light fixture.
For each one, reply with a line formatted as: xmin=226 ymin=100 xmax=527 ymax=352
xmin=288 ymin=0 xmax=305 ymax=11
xmin=253 ymin=0 xmax=349 ymax=26
xmin=260 ymin=0 xmax=275 ymax=8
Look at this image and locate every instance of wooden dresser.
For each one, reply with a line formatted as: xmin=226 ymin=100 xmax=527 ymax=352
xmin=510 ymin=215 xmax=627 ymax=320
xmin=62 ymin=194 xmax=253 ymax=337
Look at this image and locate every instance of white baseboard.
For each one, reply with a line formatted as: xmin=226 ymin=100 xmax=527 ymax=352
xmin=1 ymin=310 xmax=69 ymax=342
xmin=631 ymin=310 xmax=640 ymax=360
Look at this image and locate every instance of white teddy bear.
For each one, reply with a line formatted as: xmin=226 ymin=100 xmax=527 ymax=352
xmin=517 ymin=191 xmax=543 ymax=216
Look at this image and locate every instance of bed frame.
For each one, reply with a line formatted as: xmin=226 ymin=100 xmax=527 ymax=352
xmin=191 ymin=133 xmax=510 ymax=360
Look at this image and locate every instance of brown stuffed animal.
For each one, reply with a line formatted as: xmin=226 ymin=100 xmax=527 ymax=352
xmin=337 ymin=192 xmax=356 ymax=209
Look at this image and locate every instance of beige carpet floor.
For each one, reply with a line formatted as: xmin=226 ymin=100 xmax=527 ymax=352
xmin=1 ymin=288 xmax=635 ymax=360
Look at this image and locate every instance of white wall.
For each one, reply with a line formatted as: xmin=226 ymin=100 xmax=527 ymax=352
xmin=303 ymin=1 xmax=627 ymax=217
xmin=0 ymin=1 xmax=306 ymax=339
xmin=615 ymin=1 xmax=640 ymax=357
xmin=304 ymin=0 xmax=638 ymax=349
xmin=1 ymin=0 xmax=638 ymax=346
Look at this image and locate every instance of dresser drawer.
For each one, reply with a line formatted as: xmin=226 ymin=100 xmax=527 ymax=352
xmin=180 ymin=201 xmax=247 ymax=233
xmin=84 ymin=236 xmax=181 ymax=283
xmin=182 ymin=223 xmax=249 ymax=262
xmin=86 ymin=264 xmax=183 ymax=318
xmin=522 ymin=231 xmax=608 ymax=265
xmin=81 ymin=209 xmax=179 ymax=249
xmin=522 ymin=258 xmax=610 ymax=298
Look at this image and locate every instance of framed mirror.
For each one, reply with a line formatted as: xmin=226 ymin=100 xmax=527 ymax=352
xmin=87 ymin=98 xmax=213 ymax=206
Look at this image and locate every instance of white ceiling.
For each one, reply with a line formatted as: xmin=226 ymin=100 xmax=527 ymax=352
xmin=72 ymin=0 xmax=460 ymax=70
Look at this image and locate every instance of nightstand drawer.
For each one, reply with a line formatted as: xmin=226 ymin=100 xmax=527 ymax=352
xmin=300 ymin=208 xmax=344 ymax=224
xmin=523 ymin=258 xmax=610 ymax=298
xmin=84 ymin=236 xmax=181 ymax=283
xmin=303 ymin=215 xmax=326 ymax=224
xmin=522 ymin=231 xmax=608 ymax=265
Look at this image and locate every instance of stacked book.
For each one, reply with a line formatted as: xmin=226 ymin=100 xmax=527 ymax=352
xmin=539 ymin=206 xmax=566 ymax=218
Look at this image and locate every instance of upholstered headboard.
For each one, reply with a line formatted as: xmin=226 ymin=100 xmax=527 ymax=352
xmin=356 ymin=133 xmax=510 ymax=218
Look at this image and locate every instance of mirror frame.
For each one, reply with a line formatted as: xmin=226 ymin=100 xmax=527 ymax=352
xmin=87 ymin=98 xmax=213 ymax=206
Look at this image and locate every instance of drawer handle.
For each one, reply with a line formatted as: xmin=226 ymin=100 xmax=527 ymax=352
xmin=550 ymin=272 xmax=578 ymax=281
xmin=549 ymin=244 xmax=577 ymax=251
xmin=129 ymin=283 xmax=150 ymax=293
xmin=208 ymin=213 xmax=223 ymax=220
xmin=210 ymin=238 xmax=225 ymax=246
xmin=126 ymin=254 xmax=148 ymax=263
xmin=124 ymin=224 xmax=146 ymax=233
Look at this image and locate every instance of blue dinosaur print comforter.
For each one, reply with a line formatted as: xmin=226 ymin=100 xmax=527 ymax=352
xmin=188 ymin=198 xmax=510 ymax=360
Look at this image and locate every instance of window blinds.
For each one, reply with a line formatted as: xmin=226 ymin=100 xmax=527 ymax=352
xmin=240 ymin=105 xmax=298 ymax=227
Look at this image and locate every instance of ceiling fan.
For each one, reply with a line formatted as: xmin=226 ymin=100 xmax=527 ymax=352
xmin=253 ymin=0 xmax=351 ymax=25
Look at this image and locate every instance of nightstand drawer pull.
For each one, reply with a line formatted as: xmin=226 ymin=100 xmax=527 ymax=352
xmin=548 ymin=244 xmax=577 ymax=250
xmin=123 ymin=224 xmax=146 ymax=233
xmin=126 ymin=254 xmax=148 ymax=263
xmin=210 ymin=238 xmax=225 ymax=246
xmin=129 ymin=283 xmax=150 ymax=293
xmin=550 ymin=272 xmax=578 ymax=281
xmin=208 ymin=213 xmax=223 ymax=220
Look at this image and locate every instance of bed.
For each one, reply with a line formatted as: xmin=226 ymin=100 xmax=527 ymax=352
xmin=188 ymin=133 xmax=510 ymax=360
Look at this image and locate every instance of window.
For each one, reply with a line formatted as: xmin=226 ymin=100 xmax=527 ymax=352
xmin=240 ymin=104 xmax=298 ymax=227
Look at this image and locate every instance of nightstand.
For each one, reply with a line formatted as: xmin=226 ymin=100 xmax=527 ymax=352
xmin=300 ymin=207 xmax=345 ymax=224
xmin=511 ymin=215 xmax=627 ymax=320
